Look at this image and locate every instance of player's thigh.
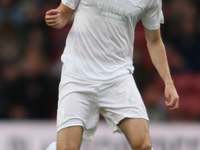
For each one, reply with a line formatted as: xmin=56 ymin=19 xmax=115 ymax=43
xmin=118 ymin=118 xmax=151 ymax=148
xmin=57 ymin=126 xmax=83 ymax=150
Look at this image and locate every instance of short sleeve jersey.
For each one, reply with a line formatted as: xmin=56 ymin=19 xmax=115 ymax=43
xmin=61 ymin=0 xmax=164 ymax=81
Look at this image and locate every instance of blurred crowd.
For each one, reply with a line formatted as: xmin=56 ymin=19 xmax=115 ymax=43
xmin=0 ymin=0 xmax=200 ymax=121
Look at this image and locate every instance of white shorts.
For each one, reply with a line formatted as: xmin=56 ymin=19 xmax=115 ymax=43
xmin=57 ymin=73 xmax=149 ymax=143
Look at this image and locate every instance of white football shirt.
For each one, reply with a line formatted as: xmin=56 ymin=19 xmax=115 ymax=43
xmin=61 ymin=0 xmax=164 ymax=81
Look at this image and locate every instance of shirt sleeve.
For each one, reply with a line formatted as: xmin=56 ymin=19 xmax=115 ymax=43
xmin=141 ymin=0 xmax=164 ymax=30
xmin=61 ymin=0 xmax=80 ymax=10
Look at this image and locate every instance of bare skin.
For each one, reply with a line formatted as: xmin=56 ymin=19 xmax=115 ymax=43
xmin=145 ymin=28 xmax=179 ymax=110
xmin=118 ymin=118 xmax=152 ymax=150
xmin=57 ymin=126 xmax=83 ymax=150
xmin=45 ymin=2 xmax=179 ymax=150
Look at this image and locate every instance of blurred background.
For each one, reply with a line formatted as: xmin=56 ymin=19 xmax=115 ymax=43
xmin=0 ymin=0 xmax=200 ymax=149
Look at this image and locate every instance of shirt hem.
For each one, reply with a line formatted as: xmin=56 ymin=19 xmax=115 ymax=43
xmin=61 ymin=67 xmax=133 ymax=83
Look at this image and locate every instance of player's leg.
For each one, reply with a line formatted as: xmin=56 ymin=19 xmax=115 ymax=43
xmin=57 ymin=126 xmax=83 ymax=150
xmin=99 ymin=75 xmax=152 ymax=150
xmin=46 ymin=126 xmax=82 ymax=150
xmin=118 ymin=118 xmax=152 ymax=150
xmin=49 ymin=74 xmax=99 ymax=150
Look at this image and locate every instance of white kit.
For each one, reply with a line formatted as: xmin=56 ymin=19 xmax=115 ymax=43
xmin=61 ymin=0 xmax=164 ymax=81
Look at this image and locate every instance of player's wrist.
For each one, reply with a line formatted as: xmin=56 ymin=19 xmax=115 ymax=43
xmin=164 ymin=79 xmax=174 ymax=86
xmin=51 ymin=21 xmax=65 ymax=29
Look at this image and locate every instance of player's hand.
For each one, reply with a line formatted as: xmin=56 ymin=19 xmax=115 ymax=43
xmin=45 ymin=9 xmax=62 ymax=27
xmin=164 ymin=84 xmax=179 ymax=110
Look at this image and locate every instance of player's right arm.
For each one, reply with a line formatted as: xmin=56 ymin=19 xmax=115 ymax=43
xmin=45 ymin=2 xmax=74 ymax=29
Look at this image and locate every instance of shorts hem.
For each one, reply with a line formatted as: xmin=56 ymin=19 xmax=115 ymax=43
xmin=57 ymin=119 xmax=94 ymax=143
xmin=57 ymin=123 xmax=84 ymax=132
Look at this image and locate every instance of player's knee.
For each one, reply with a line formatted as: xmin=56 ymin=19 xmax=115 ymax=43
xmin=141 ymin=141 xmax=152 ymax=150
xmin=132 ymin=140 xmax=152 ymax=150
xmin=57 ymin=147 xmax=70 ymax=150
xmin=57 ymin=145 xmax=79 ymax=150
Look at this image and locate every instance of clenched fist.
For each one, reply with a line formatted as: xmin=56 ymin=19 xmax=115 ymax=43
xmin=164 ymin=84 xmax=179 ymax=110
xmin=45 ymin=3 xmax=74 ymax=29
xmin=45 ymin=9 xmax=62 ymax=28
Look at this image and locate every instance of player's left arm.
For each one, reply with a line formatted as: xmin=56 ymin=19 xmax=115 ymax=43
xmin=144 ymin=27 xmax=179 ymax=110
